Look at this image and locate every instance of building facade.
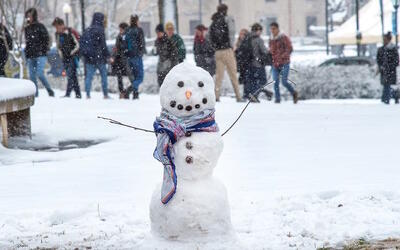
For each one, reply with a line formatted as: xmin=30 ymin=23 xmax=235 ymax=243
xmin=125 ymin=0 xmax=326 ymax=38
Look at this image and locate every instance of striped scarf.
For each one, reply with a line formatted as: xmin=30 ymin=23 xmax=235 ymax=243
xmin=153 ymin=108 xmax=219 ymax=204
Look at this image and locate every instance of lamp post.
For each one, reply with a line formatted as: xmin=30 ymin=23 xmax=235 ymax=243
xmin=62 ymin=3 xmax=72 ymax=27
xmin=393 ymin=0 xmax=399 ymax=47
xmin=355 ymin=0 xmax=361 ymax=56
xmin=325 ymin=0 xmax=329 ymax=55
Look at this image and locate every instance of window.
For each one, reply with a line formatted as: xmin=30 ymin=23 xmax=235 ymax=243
xmin=140 ymin=21 xmax=151 ymax=38
xmin=189 ymin=20 xmax=201 ymax=36
xmin=265 ymin=17 xmax=277 ymax=36
xmin=306 ymin=16 xmax=317 ymax=36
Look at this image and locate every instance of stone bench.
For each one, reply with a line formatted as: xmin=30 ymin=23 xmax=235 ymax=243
xmin=0 ymin=79 xmax=36 ymax=147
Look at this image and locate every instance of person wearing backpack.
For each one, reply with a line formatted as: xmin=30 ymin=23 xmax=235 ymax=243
xmin=80 ymin=12 xmax=110 ymax=99
xmin=244 ymin=23 xmax=273 ymax=102
xmin=165 ymin=22 xmax=186 ymax=63
xmin=123 ymin=15 xmax=146 ymax=99
xmin=24 ymin=8 xmax=54 ymax=97
xmin=193 ymin=24 xmax=215 ymax=76
xmin=209 ymin=4 xmax=242 ymax=102
xmin=52 ymin=17 xmax=81 ymax=98
xmin=0 ymin=23 xmax=12 ymax=77
xmin=269 ymin=22 xmax=298 ymax=104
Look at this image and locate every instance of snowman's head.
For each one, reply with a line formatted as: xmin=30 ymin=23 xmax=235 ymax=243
xmin=160 ymin=63 xmax=216 ymax=117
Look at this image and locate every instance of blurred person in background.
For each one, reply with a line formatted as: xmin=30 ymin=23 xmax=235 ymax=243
xmin=236 ymin=24 xmax=272 ymax=102
xmin=193 ymin=24 xmax=215 ymax=76
xmin=235 ymin=29 xmax=249 ymax=87
xmin=165 ymin=22 xmax=186 ymax=63
xmin=269 ymin=22 xmax=298 ymax=104
xmin=24 ymin=8 xmax=54 ymax=97
xmin=111 ymin=22 xmax=129 ymax=99
xmin=154 ymin=24 xmax=178 ymax=86
xmin=209 ymin=3 xmax=242 ymax=102
xmin=123 ymin=15 xmax=146 ymax=100
xmin=377 ymin=32 xmax=399 ymax=104
xmin=80 ymin=12 xmax=110 ymax=99
xmin=52 ymin=17 xmax=81 ymax=98
xmin=0 ymin=22 xmax=12 ymax=77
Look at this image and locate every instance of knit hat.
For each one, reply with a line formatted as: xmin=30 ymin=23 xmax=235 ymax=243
xmin=195 ymin=24 xmax=208 ymax=31
xmin=165 ymin=22 xmax=174 ymax=30
xmin=155 ymin=23 xmax=164 ymax=33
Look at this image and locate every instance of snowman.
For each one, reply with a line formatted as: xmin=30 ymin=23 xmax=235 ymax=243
xmin=150 ymin=62 xmax=234 ymax=241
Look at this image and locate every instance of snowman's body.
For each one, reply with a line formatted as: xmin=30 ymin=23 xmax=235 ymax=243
xmin=150 ymin=63 xmax=234 ymax=241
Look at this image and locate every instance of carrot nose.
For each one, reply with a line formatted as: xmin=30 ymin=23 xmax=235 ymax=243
xmin=185 ymin=90 xmax=192 ymax=100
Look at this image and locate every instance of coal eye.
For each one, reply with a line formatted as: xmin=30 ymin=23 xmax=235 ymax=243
xmin=170 ymin=100 xmax=176 ymax=108
xmin=198 ymin=81 xmax=204 ymax=87
xmin=177 ymin=81 xmax=184 ymax=88
xmin=177 ymin=104 xmax=183 ymax=110
xmin=202 ymin=98 xmax=208 ymax=104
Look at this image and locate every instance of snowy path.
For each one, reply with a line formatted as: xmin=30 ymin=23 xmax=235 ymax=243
xmin=1 ymin=92 xmax=400 ymax=249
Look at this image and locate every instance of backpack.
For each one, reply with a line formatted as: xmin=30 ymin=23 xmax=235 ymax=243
xmin=123 ymin=27 xmax=143 ymax=57
xmin=210 ymin=14 xmax=230 ymax=49
xmin=79 ymin=28 xmax=95 ymax=59
xmin=235 ymin=35 xmax=253 ymax=72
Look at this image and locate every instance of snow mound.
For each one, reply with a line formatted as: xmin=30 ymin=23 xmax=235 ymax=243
xmin=0 ymin=78 xmax=36 ymax=101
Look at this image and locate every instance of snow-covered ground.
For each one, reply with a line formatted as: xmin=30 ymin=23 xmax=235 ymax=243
xmin=1 ymin=91 xmax=400 ymax=249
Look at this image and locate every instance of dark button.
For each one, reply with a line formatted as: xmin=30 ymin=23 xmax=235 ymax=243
xmin=185 ymin=131 xmax=192 ymax=137
xmin=186 ymin=142 xmax=193 ymax=150
xmin=185 ymin=156 xmax=193 ymax=164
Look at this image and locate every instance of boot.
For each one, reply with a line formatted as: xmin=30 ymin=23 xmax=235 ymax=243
xmin=293 ymin=91 xmax=299 ymax=104
xmin=262 ymin=90 xmax=273 ymax=101
xmin=48 ymin=89 xmax=55 ymax=97
xmin=133 ymin=89 xmax=139 ymax=100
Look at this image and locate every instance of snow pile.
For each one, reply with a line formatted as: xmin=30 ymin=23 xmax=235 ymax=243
xmin=0 ymin=78 xmax=36 ymax=101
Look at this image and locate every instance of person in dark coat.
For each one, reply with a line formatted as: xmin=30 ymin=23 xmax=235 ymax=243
xmin=80 ymin=12 xmax=110 ymax=99
xmin=0 ymin=23 xmax=12 ymax=77
xmin=111 ymin=22 xmax=129 ymax=99
xmin=24 ymin=8 xmax=54 ymax=97
xmin=236 ymin=23 xmax=272 ymax=102
xmin=165 ymin=22 xmax=186 ymax=63
xmin=209 ymin=4 xmax=242 ymax=102
xmin=377 ymin=32 xmax=400 ymax=104
xmin=123 ymin=15 xmax=146 ymax=99
xmin=235 ymin=28 xmax=249 ymax=86
xmin=193 ymin=24 xmax=215 ymax=76
xmin=53 ymin=17 xmax=81 ymax=98
xmin=154 ymin=24 xmax=178 ymax=86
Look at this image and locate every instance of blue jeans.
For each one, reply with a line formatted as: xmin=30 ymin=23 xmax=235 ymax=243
xmin=64 ymin=57 xmax=81 ymax=98
xmin=381 ymin=84 xmax=398 ymax=104
xmin=85 ymin=63 xmax=108 ymax=97
xmin=244 ymin=66 xmax=266 ymax=99
xmin=27 ymin=56 xmax=54 ymax=97
xmin=128 ymin=57 xmax=144 ymax=90
xmin=272 ymin=64 xmax=295 ymax=102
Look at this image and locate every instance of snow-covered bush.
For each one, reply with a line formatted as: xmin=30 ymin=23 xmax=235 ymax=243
xmin=288 ymin=65 xmax=383 ymax=99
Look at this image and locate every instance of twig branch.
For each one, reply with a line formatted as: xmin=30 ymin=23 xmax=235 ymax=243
xmin=221 ymin=80 xmax=274 ymax=137
xmin=98 ymin=116 xmax=155 ymax=134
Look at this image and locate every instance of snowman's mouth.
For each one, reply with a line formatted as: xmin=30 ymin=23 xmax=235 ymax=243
xmin=185 ymin=105 xmax=193 ymax=111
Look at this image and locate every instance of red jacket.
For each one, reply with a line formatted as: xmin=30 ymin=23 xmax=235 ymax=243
xmin=269 ymin=33 xmax=293 ymax=68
